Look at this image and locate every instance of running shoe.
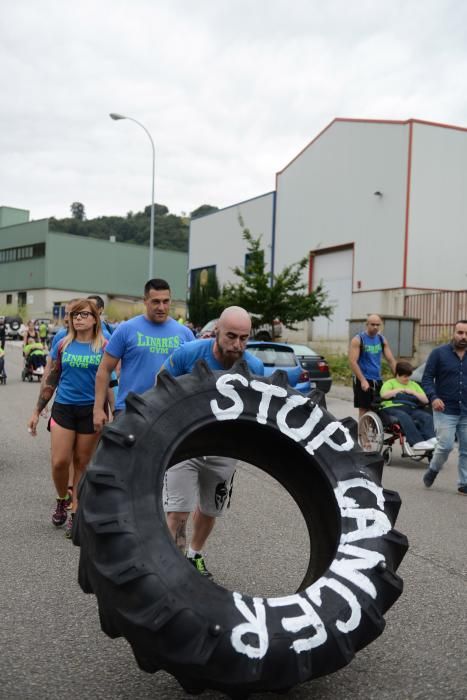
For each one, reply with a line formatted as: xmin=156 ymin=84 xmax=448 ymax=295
xmin=65 ymin=513 xmax=74 ymax=539
xmin=52 ymin=497 xmax=69 ymax=527
xmin=187 ymin=553 xmax=213 ymax=578
xmin=423 ymin=468 xmax=438 ymax=488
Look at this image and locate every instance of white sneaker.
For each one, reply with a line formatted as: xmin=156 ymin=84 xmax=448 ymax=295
xmin=427 ymin=437 xmax=438 ymax=446
xmin=412 ymin=440 xmax=435 ymax=451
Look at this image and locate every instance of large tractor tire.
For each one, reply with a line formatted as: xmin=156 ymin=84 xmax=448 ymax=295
xmin=75 ymin=360 xmax=408 ymax=697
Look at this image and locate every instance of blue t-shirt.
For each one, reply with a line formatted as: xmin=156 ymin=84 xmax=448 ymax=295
xmin=51 ymin=339 xmax=106 ymax=405
xmin=51 ymin=327 xmax=67 ymax=350
xmin=161 ymin=338 xmax=265 ymax=377
xmin=357 ymin=332 xmax=385 ymax=381
xmin=105 ymin=315 xmax=194 ymax=409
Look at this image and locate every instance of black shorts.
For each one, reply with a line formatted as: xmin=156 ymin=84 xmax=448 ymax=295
xmin=49 ymin=402 xmax=95 ymax=434
xmin=353 ymin=378 xmax=382 ymax=409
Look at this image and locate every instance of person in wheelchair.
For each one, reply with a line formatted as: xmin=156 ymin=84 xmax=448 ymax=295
xmin=379 ymin=361 xmax=437 ymax=451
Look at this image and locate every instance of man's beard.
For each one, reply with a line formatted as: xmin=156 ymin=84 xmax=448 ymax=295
xmin=216 ymin=339 xmax=243 ymax=368
xmin=454 ymin=338 xmax=467 ymax=350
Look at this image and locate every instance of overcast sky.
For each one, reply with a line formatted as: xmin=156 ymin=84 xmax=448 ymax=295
xmin=2 ymin=0 xmax=467 ymax=221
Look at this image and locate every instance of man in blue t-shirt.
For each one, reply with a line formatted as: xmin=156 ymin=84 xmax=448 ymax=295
xmin=159 ymin=306 xmax=264 ymax=579
xmin=93 ymin=278 xmax=194 ymax=430
xmin=348 ymin=314 xmax=396 ymax=418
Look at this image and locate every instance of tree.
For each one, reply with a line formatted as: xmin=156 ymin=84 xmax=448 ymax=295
xmin=70 ymin=201 xmax=86 ymax=220
xmin=219 ymin=224 xmax=333 ymax=339
xmin=190 ymin=204 xmax=219 ymax=220
xmin=187 ymin=267 xmax=222 ymax=327
xmin=144 ymin=203 xmax=169 ymax=217
xmin=50 ymin=202 xmax=197 ymax=252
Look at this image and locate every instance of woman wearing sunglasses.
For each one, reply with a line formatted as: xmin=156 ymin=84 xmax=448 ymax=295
xmin=27 ymin=299 xmax=108 ymax=538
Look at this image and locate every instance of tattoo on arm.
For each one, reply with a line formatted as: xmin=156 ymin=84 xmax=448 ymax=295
xmin=36 ymin=361 xmax=60 ymax=412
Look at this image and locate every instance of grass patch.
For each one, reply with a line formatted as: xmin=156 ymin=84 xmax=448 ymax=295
xmin=327 ymin=353 xmax=394 ymax=386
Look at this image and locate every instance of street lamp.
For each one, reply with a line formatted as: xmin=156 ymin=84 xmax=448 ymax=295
xmin=109 ymin=112 xmax=156 ymax=280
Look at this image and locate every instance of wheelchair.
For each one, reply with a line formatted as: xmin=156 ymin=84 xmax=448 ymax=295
xmin=357 ymin=404 xmax=434 ymax=466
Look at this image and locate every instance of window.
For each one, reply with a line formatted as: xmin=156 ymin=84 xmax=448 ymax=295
xmin=0 ymin=242 xmax=45 ymax=264
xmin=6 ymin=294 xmax=12 ymax=304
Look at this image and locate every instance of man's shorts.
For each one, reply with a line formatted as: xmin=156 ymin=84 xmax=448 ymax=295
xmin=353 ymin=378 xmax=382 ymax=410
xmin=49 ymin=402 xmax=95 ymax=434
xmin=163 ymin=456 xmax=236 ymax=517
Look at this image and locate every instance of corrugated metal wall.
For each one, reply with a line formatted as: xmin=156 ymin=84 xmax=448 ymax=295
xmin=405 ymin=291 xmax=467 ymax=341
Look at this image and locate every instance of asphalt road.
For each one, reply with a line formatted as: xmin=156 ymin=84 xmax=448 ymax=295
xmin=0 ymin=343 xmax=466 ymax=699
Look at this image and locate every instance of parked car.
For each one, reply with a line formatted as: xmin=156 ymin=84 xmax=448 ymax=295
xmin=4 ymin=315 xmax=24 ymax=340
xmin=246 ymin=341 xmax=312 ymax=393
xmin=411 ymin=362 xmax=426 ymax=383
xmin=198 ymin=317 xmax=284 ymax=340
xmin=198 ymin=319 xmax=217 ymax=338
xmin=287 ymin=343 xmax=332 ymax=393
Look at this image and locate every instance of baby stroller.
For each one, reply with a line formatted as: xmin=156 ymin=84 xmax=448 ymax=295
xmin=0 ymin=350 xmax=6 ymax=384
xmin=22 ymin=342 xmax=47 ymax=382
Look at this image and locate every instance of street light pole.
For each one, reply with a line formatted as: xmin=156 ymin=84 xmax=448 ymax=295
xmin=109 ymin=113 xmax=156 ymax=280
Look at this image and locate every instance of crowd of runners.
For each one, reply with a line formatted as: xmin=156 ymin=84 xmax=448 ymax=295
xmin=20 ymin=279 xmax=263 ymax=578
xmin=3 ymin=290 xmax=462 ymax=578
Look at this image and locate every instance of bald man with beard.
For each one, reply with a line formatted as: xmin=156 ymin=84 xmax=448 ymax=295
xmin=159 ymin=306 xmax=264 ymax=578
xmin=349 ymin=314 xmax=396 ymax=418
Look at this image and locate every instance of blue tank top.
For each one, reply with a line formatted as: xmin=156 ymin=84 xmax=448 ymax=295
xmin=357 ymin=332 xmax=385 ymax=381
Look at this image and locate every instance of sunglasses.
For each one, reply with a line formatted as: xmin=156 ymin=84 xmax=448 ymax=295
xmin=71 ymin=311 xmax=94 ymax=319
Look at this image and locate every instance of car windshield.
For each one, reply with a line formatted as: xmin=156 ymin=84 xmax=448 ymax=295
xmin=289 ymin=344 xmax=318 ymax=356
xmin=248 ymin=346 xmax=296 ymax=367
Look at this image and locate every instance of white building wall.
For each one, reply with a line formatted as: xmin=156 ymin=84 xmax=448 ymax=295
xmin=408 ymin=122 xmax=467 ymax=289
xmin=274 ymin=120 xmax=410 ymax=292
xmin=189 ymin=193 xmax=274 ymax=285
xmin=351 ymin=289 xmax=408 ymax=318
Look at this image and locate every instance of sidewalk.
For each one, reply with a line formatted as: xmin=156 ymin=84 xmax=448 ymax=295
xmin=328 ymin=382 xmax=353 ymax=402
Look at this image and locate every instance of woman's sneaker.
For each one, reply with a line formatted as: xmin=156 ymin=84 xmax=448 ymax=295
xmin=52 ymin=496 xmax=70 ymax=526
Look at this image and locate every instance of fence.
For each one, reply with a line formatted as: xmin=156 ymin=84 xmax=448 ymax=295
xmin=405 ymin=291 xmax=467 ymax=342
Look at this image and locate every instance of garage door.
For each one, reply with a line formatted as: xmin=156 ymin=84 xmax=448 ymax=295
xmin=310 ymin=247 xmax=353 ymax=341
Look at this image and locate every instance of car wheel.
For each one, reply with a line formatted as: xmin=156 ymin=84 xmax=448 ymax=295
xmin=75 ymin=361 xmax=408 ymax=696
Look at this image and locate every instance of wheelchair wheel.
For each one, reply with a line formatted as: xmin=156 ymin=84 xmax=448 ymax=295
xmin=358 ymin=411 xmax=385 ymax=453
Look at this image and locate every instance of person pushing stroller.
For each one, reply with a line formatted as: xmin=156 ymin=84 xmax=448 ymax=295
xmin=22 ymin=340 xmax=47 ymax=380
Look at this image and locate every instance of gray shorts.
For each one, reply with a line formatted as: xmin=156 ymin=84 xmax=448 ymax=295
xmin=163 ymin=456 xmax=236 ymax=517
